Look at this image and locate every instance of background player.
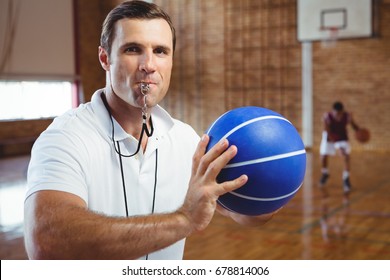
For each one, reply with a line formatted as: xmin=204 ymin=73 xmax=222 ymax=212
xmin=319 ymin=101 xmax=360 ymax=196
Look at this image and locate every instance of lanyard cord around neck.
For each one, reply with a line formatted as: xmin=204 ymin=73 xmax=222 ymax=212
xmin=100 ymin=92 xmax=154 ymax=157
xmin=100 ymin=92 xmax=158 ymax=260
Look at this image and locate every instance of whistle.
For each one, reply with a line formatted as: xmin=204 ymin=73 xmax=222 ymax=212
xmin=140 ymin=83 xmax=150 ymax=95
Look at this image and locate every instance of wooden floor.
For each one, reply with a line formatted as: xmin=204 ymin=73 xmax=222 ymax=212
xmin=1 ymin=151 xmax=389 ymax=260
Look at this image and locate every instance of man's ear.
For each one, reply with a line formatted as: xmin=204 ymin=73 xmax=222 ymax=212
xmin=98 ymin=46 xmax=110 ymax=71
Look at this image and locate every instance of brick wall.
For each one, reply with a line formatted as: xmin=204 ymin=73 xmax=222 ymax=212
xmin=157 ymin=0 xmax=302 ymax=134
xmin=75 ymin=0 xmax=114 ymax=102
xmin=312 ymin=2 xmax=390 ymax=151
xmin=157 ymin=0 xmax=390 ymax=151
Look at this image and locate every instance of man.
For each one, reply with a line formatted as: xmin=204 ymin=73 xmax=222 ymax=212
xmin=24 ymin=1 xmax=277 ymax=260
xmin=319 ymin=101 xmax=360 ymax=196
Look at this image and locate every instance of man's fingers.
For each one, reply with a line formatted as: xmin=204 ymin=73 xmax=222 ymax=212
xmin=201 ymin=141 xmax=237 ymax=179
xmin=215 ymin=174 xmax=248 ymax=197
xmin=191 ymin=134 xmax=209 ymax=175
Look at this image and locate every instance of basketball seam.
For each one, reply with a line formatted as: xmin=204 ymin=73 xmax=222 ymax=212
xmin=225 ymin=149 xmax=306 ymax=168
xmin=229 ymin=182 xmax=303 ymax=201
xmin=221 ymin=115 xmax=292 ymax=140
xmin=206 ymin=115 xmax=291 ymax=137
xmin=205 ymin=110 xmax=231 ymax=134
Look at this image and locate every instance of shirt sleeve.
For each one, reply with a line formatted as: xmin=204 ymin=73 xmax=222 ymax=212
xmin=26 ymin=127 xmax=89 ymax=203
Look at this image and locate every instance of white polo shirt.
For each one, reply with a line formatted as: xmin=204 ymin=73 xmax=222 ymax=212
xmin=26 ymin=89 xmax=200 ymax=260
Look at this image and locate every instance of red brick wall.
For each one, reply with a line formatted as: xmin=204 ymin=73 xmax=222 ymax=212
xmin=312 ymin=2 xmax=390 ymax=151
xmin=156 ymin=0 xmax=302 ymax=134
xmin=157 ymin=0 xmax=390 ymax=151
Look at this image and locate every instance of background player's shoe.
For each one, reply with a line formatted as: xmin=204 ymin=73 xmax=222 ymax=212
xmin=319 ymin=173 xmax=329 ymax=197
xmin=319 ymin=173 xmax=329 ymax=186
xmin=343 ymin=177 xmax=352 ymax=194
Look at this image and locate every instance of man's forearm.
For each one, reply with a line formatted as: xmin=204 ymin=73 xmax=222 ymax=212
xmin=24 ymin=192 xmax=191 ymax=259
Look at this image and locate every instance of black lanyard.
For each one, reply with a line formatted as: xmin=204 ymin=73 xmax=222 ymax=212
xmin=100 ymin=92 xmax=154 ymax=157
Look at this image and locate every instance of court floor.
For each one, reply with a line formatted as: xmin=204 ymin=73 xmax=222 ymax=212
xmin=1 ymin=150 xmax=389 ymax=260
xmin=184 ymin=151 xmax=390 ymax=259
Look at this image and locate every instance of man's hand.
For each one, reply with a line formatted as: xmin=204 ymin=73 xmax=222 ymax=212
xmin=178 ymin=135 xmax=248 ymax=233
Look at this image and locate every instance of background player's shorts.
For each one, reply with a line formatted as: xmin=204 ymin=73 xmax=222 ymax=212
xmin=320 ymin=131 xmax=351 ymax=155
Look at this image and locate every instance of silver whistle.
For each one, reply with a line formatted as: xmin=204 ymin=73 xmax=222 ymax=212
xmin=140 ymin=82 xmax=150 ymax=118
xmin=140 ymin=83 xmax=150 ymax=95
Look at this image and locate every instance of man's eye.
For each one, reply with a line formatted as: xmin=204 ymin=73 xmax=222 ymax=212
xmin=125 ymin=46 xmax=139 ymax=53
xmin=155 ymin=48 xmax=168 ymax=55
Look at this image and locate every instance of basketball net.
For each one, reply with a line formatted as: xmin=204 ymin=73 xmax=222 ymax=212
xmin=320 ymin=27 xmax=339 ymax=48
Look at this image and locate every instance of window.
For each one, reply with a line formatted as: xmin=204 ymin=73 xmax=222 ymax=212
xmin=0 ymin=0 xmax=77 ymax=120
xmin=0 ymin=81 xmax=74 ymax=120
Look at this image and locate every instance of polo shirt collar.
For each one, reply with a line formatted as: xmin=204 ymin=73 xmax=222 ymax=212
xmin=90 ymin=89 xmax=175 ymax=142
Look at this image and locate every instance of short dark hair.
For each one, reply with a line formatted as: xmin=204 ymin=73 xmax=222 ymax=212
xmin=100 ymin=0 xmax=176 ymax=57
xmin=333 ymin=101 xmax=344 ymax=111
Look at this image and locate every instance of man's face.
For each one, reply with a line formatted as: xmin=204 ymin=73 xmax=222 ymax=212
xmin=333 ymin=108 xmax=344 ymax=117
xmin=104 ymin=18 xmax=173 ymax=109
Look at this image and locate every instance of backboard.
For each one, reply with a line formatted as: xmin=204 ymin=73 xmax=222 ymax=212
xmin=297 ymin=0 xmax=373 ymax=42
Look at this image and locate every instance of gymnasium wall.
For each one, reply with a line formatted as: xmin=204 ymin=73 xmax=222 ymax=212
xmin=1 ymin=0 xmax=389 ymax=157
xmin=312 ymin=1 xmax=390 ymax=151
xmin=156 ymin=0 xmax=390 ymax=152
xmin=0 ymin=0 xmax=110 ymax=157
xmin=156 ymin=0 xmax=302 ymax=137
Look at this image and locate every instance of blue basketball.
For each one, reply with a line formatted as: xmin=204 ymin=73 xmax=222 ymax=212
xmin=206 ymin=106 xmax=306 ymax=216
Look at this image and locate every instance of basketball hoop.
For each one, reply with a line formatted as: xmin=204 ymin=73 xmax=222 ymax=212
xmin=320 ymin=26 xmax=340 ymax=48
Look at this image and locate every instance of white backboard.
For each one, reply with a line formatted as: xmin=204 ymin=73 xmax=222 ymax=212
xmin=297 ymin=0 xmax=373 ymax=42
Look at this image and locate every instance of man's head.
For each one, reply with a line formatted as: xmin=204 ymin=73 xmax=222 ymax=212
xmin=100 ymin=0 xmax=176 ymax=59
xmin=333 ymin=101 xmax=344 ymax=112
xmin=98 ymin=0 xmax=175 ymax=111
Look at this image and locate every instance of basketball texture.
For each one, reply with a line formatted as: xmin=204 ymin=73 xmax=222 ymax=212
xmin=206 ymin=106 xmax=306 ymax=216
xmin=355 ymin=128 xmax=370 ymax=143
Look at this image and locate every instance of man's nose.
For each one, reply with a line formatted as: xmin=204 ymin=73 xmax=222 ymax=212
xmin=139 ymin=52 xmax=156 ymax=73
